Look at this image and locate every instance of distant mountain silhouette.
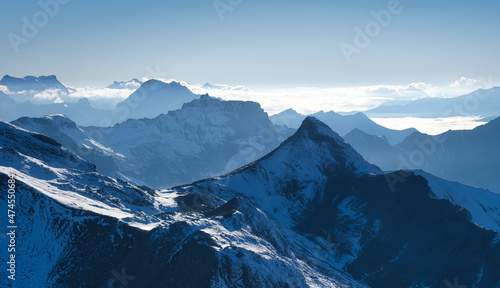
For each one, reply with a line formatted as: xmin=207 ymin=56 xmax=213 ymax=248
xmin=271 ymin=109 xmax=416 ymax=145
xmin=115 ymin=79 xmax=199 ymax=120
xmin=0 ymin=74 xmax=69 ymax=93
xmin=344 ymin=117 xmax=500 ymax=193
xmin=365 ymin=86 xmax=500 ymax=118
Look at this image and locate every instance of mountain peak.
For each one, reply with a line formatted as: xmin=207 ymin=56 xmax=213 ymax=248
xmin=295 ymin=116 xmax=345 ymax=145
xmin=280 ymin=108 xmax=300 ymax=115
xmin=139 ymin=79 xmax=167 ymax=90
xmin=353 ymin=111 xmax=369 ymax=119
xmin=233 ymin=117 xmax=381 ymax=180
xmin=202 ymin=82 xmax=216 ymax=89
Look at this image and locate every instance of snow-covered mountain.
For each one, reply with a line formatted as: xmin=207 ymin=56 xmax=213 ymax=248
xmin=171 ymin=117 xmax=500 ymax=288
xmin=12 ymin=96 xmax=294 ymax=188
xmin=2 ymin=116 xmax=500 ymax=287
xmin=0 ymin=118 xmax=368 ymax=288
xmin=270 ymin=109 xmax=416 ymax=145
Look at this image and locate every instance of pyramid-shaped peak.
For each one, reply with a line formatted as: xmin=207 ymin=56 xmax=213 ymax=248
xmin=234 ymin=116 xmax=381 ymax=178
xmin=295 ymin=116 xmax=345 ymax=145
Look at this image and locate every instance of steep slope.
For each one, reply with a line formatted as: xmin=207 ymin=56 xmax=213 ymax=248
xmin=414 ymin=170 xmax=500 ymax=233
xmin=115 ymin=79 xmax=199 ymax=120
xmin=12 ymin=114 xmax=124 ymax=177
xmin=173 ymin=117 xmax=500 ymax=288
xmin=343 ymin=128 xmax=405 ymax=171
xmin=174 ymin=116 xmax=382 ymax=227
xmin=210 ymin=117 xmax=381 ymax=227
xmin=0 ymin=119 xmax=366 ymax=288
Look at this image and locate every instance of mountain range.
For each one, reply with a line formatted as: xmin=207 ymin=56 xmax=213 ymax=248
xmin=12 ymin=95 xmax=293 ymax=188
xmin=270 ymin=109 xmax=417 ymax=145
xmin=363 ymin=87 xmax=500 ymax=119
xmin=1 ymin=116 xmax=499 ymax=287
xmin=0 ymin=75 xmax=200 ymax=126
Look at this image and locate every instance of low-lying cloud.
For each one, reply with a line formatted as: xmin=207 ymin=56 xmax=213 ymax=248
xmin=450 ymin=76 xmax=478 ymax=87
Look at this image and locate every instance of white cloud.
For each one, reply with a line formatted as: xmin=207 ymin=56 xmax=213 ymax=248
xmin=107 ymin=79 xmax=142 ymax=89
xmin=450 ymin=77 xmax=478 ymax=87
xmin=181 ymin=82 xmax=438 ymax=115
xmin=33 ymin=89 xmax=64 ymax=103
xmin=199 ymin=82 xmax=251 ymax=92
xmin=67 ymin=87 xmax=134 ymax=100
xmin=372 ymin=116 xmax=486 ymax=135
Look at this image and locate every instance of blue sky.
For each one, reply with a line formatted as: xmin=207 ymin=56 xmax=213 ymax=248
xmin=1 ymin=0 xmax=499 ymax=89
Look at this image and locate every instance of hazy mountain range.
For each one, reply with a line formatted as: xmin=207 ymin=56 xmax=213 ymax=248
xmin=0 ymin=75 xmax=199 ymax=126
xmin=345 ymin=117 xmax=500 ymax=193
xmin=270 ymin=109 xmax=417 ymax=145
xmin=12 ymin=95 xmax=293 ymax=188
xmin=363 ymin=87 xmax=500 ymax=118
